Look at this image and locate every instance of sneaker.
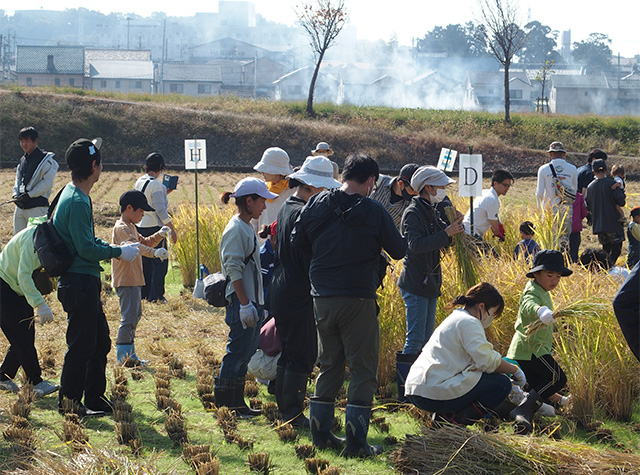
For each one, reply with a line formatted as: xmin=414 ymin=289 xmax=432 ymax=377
xmin=58 ymin=400 xmax=106 ymax=418
xmin=33 ymin=380 xmax=60 ymax=397
xmin=0 ymin=379 xmax=20 ymax=393
xmin=85 ymin=397 xmax=114 ymax=415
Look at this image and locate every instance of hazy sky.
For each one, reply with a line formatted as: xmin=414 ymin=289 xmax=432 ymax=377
xmin=6 ymin=0 xmax=640 ymax=57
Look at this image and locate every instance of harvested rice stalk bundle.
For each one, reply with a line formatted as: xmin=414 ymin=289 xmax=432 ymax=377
xmin=248 ymin=452 xmax=271 ymax=474
xmin=444 ymin=206 xmax=480 ymax=293
xmin=525 ymin=300 xmax=610 ymax=340
xmin=305 ymin=458 xmax=330 ymax=475
xmin=277 ymin=423 xmax=298 ymax=442
xmin=165 ymin=409 xmax=189 ymax=446
xmin=295 ymin=444 xmax=315 ymax=459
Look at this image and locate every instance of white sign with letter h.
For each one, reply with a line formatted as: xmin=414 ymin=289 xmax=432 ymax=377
xmin=184 ymin=139 xmax=207 ymax=170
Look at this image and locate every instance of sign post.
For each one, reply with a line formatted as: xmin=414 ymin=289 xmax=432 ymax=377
xmin=458 ymin=147 xmax=482 ymax=236
xmin=437 ymin=146 xmax=458 ymax=172
xmin=184 ymin=138 xmax=207 ymax=297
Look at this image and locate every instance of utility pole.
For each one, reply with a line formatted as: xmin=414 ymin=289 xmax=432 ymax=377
xmin=126 ymin=17 xmax=132 ymax=49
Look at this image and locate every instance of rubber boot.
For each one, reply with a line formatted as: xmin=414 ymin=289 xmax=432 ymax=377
xmin=130 ymin=342 xmax=149 ymax=366
xmin=234 ymin=378 xmax=261 ymax=417
xmin=116 ymin=344 xmax=134 ymax=365
xmin=309 ymin=397 xmax=345 ymax=449
xmin=275 ymin=365 xmax=285 ymax=416
xmin=395 ymin=352 xmax=418 ymax=403
xmin=344 ymin=404 xmax=382 ymax=456
xmin=214 ymin=377 xmax=235 ymax=409
xmin=281 ymin=370 xmax=310 ymax=428
xmin=509 ymin=389 xmax=542 ymax=435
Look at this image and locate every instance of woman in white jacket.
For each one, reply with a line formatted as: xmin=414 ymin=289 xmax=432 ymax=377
xmin=405 ymin=282 xmax=526 ymax=425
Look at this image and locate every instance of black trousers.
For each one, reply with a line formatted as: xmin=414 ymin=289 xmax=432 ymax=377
xmin=57 ymin=273 xmax=111 ymax=407
xmin=598 ymin=231 xmax=624 ymax=265
xmin=613 ymin=262 xmax=640 ymax=362
xmin=137 ymin=226 xmax=167 ymax=302
xmin=516 ymin=353 xmax=567 ymax=402
xmin=274 ymin=302 xmax=318 ymax=375
xmin=0 ymin=278 xmax=42 ymax=384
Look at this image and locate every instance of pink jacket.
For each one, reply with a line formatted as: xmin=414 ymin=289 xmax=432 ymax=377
xmin=572 ymin=192 xmax=588 ymax=233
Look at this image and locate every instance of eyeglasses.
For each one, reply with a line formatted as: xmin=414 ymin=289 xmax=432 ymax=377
xmin=500 ymin=182 xmax=512 ymax=189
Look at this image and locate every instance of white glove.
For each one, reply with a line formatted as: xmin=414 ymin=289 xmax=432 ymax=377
xmin=512 ymin=367 xmax=527 ymax=387
xmin=559 ymin=395 xmax=571 ymax=407
xmin=154 ymin=248 xmax=169 ymax=261
xmin=537 ymin=306 xmax=555 ymax=325
xmin=159 ymin=226 xmax=172 ymax=238
xmin=35 ymin=302 xmax=54 ymax=324
xmin=119 ymin=242 xmax=140 ymax=262
xmin=239 ymin=302 xmax=259 ymax=330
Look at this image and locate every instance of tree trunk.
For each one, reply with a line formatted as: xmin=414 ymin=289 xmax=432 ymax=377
xmin=306 ymin=50 xmax=326 ymax=117
xmin=503 ymin=62 xmax=510 ymax=122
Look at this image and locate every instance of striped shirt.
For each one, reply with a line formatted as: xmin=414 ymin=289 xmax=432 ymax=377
xmin=370 ymin=175 xmax=409 ymax=230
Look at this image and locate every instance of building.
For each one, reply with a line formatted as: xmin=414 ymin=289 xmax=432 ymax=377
xmin=85 ymin=48 xmax=153 ymax=94
xmin=158 ymin=63 xmax=222 ymax=96
xmin=16 ymin=45 xmax=84 ymax=88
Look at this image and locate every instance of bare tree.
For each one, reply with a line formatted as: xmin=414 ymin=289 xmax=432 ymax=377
xmin=477 ymin=0 xmax=527 ymax=122
xmin=296 ymin=0 xmax=347 ymax=116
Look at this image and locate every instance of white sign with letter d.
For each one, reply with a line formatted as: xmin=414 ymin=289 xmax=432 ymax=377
xmin=458 ymin=154 xmax=483 ymax=197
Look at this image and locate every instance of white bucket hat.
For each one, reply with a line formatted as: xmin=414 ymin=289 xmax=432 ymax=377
xmin=311 ymin=141 xmax=334 ymax=156
xmin=230 ymin=177 xmax=278 ymax=199
xmin=410 ymin=165 xmax=455 ymax=192
xmin=253 ymin=147 xmax=294 ymax=176
xmin=288 ymin=156 xmax=342 ymax=189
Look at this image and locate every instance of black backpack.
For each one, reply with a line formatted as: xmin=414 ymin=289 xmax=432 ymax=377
xmin=32 ymin=187 xmax=74 ymax=277
xmin=204 ymin=238 xmax=256 ymax=307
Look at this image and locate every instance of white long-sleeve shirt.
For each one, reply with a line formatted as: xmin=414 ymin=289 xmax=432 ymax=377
xmin=536 ymin=158 xmax=578 ymax=210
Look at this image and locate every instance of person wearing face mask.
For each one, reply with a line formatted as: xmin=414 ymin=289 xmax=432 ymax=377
xmin=405 ymin=283 xmax=526 ymax=426
xmin=395 ymin=166 xmax=465 ymax=402
xmin=370 ymin=163 xmax=420 ymax=230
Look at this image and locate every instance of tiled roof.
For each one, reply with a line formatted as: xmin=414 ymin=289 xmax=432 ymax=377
xmin=85 ymin=49 xmax=151 ymax=61
xmin=16 ymin=45 xmax=84 ymax=74
xmin=161 ymin=63 xmax=222 ymax=82
xmin=89 ymin=60 xmax=153 ymax=80
xmin=551 ymin=75 xmax=609 ymax=88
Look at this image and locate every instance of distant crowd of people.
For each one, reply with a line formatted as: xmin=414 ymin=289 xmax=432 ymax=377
xmin=1 ymin=129 xmax=638 ymax=456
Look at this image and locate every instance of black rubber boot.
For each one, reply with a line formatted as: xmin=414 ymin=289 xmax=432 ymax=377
xmin=234 ymin=378 xmax=261 ymax=418
xmin=275 ymin=365 xmax=285 ymax=416
xmin=509 ymin=389 xmax=542 ymax=435
xmin=344 ymin=403 xmax=382 ymax=457
xmin=281 ymin=370 xmax=310 ymax=428
xmin=432 ymin=402 xmax=489 ymax=427
xmin=309 ymin=397 xmax=345 ymax=449
xmin=395 ymin=352 xmax=418 ymax=403
xmin=214 ymin=377 xmax=236 ymax=409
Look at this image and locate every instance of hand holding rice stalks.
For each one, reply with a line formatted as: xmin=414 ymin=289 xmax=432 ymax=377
xmin=525 ymin=300 xmax=610 ymax=340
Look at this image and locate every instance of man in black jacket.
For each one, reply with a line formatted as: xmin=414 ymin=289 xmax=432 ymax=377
xmin=292 ymin=154 xmax=406 ymax=457
xmin=586 ymin=159 xmax=626 ymax=265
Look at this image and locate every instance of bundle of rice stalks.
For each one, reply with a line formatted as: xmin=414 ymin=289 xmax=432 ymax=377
xmin=3 ymin=417 xmax=36 ymax=457
xmin=110 ymin=383 xmax=130 ymax=402
xmin=232 ymin=434 xmax=254 ymax=450
xmin=201 ymin=393 xmax=216 ymax=411
xmin=277 ymin=423 xmax=297 ymax=442
xmin=113 ymin=366 xmax=127 ymax=386
xmin=295 ymin=444 xmax=316 ymax=459
xmin=319 ymin=467 xmax=341 ymax=475
xmin=197 ymin=346 xmax=221 ymax=370
xmin=262 ymin=401 xmax=279 ymax=423
xmin=444 ymin=206 xmax=480 ymax=294
xmin=244 ymin=380 xmax=259 ymax=397
xmin=524 ymin=299 xmax=610 ymax=340
xmin=390 ymin=426 xmax=555 ymax=474
xmin=169 ymin=356 xmax=187 ymax=379
xmin=61 ymin=413 xmax=89 ymax=452
xmin=248 ymin=452 xmax=272 ymax=474
xmin=196 ymin=460 xmax=221 ymax=475
xmin=305 ymin=457 xmax=330 ymax=474
xmin=165 ymin=409 xmax=189 ymax=446
xmin=115 ymin=421 xmax=138 ymax=446
xmin=40 ymin=344 xmax=57 ymax=371
xmin=131 ymin=368 xmax=145 ymax=380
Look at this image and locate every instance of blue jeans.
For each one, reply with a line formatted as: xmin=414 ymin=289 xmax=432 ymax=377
xmin=218 ymin=295 xmax=263 ymax=380
xmin=401 ymin=289 xmax=438 ymax=355
xmin=408 ymin=372 xmax=512 ymax=413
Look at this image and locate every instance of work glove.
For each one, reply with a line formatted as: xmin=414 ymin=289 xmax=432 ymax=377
xmin=154 ymin=248 xmax=169 ymax=261
xmin=537 ymin=306 xmax=555 ymax=325
xmin=35 ymin=302 xmax=54 ymax=324
xmin=119 ymin=242 xmax=140 ymax=262
xmin=493 ymin=223 xmax=506 ymax=242
xmin=239 ymin=302 xmax=259 ymax=330
xmin=512 ymin=367 xmax=527 ymax=387
xmin=13 ymin=193 xmax=29 ymax=208
xmin=559 ymin=395 xmax=571 ymax=407
xmin=159 ymin=226 xmax=172 ymax=238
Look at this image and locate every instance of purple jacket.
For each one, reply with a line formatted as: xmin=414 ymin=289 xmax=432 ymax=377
xmin=572 ymin=192 xmax=588 ymax=233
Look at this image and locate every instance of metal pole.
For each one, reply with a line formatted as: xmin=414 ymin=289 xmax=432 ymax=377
xmin=469 ymin=145 xmax=474 ymax=237
xmin=194 ymin=136 xmax=200 ymax=283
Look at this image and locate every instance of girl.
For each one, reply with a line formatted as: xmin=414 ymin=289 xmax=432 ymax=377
xmin=405 ymin=283 xmax=526 ymax=425
xmin=252 ymin=147 xmax=294 ymax=232
xmin=215 ymin=177 xmax=277 ymax=417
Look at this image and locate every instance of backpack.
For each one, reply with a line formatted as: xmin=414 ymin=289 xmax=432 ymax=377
xmin=204 ymin=238 xmax=257 ymax=307
xmin=32 ymin=187 xmax=74 ymax=277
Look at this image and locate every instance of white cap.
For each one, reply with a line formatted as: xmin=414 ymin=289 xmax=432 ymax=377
xmin=230 ymin=177 xmax=278 ymax=199
xmin=312 ymin=141 xmax=334 ymax=156
xmin=253 ymin=147 xmax=294 ymax=176
xmin=410 ymin=165 xmax=455 ymax=191
xmin=288 ymin=156 xmax=342 ymax=189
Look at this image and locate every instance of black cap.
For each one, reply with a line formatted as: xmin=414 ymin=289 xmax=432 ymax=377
xmin=145 ymin=152 xmax=165 ymax=169
xmin=119 ymin=190 xmax=154 ymax=211
xmin=592 ymin=158 xmax=607 ymax=172
xmin=399 ymin=163 xmax=420 ymax=184
xmin=65 ymin=138 xmax=102 ymax=169
xmin=526 ymin=249 xmax=573 ymax=278
xmin=631 ymin=206 xmax=640 ymax=218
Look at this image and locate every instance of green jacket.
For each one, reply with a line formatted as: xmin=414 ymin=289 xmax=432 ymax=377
xmin=53 ymin=183 xmax=120 ymax=278
xmin=507 ymin=280 xmax=554 ymax=360
xmin=0 ymin=226 xmax=44 ymax=308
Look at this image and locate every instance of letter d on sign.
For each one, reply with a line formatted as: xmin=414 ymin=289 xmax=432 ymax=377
xmin=458 ymin=154 xmax=483 ymax=197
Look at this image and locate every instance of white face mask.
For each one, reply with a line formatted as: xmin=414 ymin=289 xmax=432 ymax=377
xmin=481 ymin=308 xmax=494 ymax=329
xmin=430 ymin=188 xmax=447 ymax=204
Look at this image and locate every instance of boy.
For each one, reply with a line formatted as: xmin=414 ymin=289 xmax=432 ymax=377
xmin=513 ymin=221 xmax=541 ymax=262
xmin=0 ymin=225 xmax=59 ymax=397
xmin=627 ymin=206 xmax=640 ymax=268
xmin=507 ymin=250 xmax=572 ymax=435
xmin=112 ymin=190 xmax=170 ymax=365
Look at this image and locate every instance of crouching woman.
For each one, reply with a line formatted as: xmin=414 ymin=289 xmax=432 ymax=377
xmin=405 ymin=282 xmax=526 ymax=425
xmin=215 ymin=177 xmax=277 ymax=417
